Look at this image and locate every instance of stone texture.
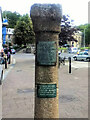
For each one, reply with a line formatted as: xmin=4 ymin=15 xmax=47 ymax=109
xmin=30 ymin=4 xmax=62 ymax=32
xmin=31 ymin=4 xmax=62 ymax=119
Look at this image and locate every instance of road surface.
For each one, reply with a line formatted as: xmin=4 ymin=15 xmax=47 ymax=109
xmin=1 ymin=53 xmax=88 ymax=118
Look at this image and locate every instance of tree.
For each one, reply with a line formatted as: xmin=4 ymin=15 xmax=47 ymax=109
xmin=13 ymin=14 xmax=35 ymax=46
xmin=2 ymin=11 xmax=21 ymax=28
xmin=59 ymin=15 xmax=78 ymax=46
xmin=86 ymin=24 xmax=90 ymax=46
xmin=78 ymin=24 xmax=90 ymax=46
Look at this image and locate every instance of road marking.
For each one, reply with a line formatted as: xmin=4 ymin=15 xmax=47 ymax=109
xmin=65 ymin=61 xmax=88 ymax=68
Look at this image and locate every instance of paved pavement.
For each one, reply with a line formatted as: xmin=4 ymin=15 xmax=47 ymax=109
xmin=0 ymin=85 xmax=2 ymax=120
xmin=2 ymin=53 xmax=35 ymax=118
xmin=58 ymin=63 xmax=88 ymax=118
xmin=0 ymin=53 xmax=89 ymax=118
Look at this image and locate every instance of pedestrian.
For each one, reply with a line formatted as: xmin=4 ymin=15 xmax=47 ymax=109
xmin=7 ymin=51 xmax=10 ymax=64
xmin=1 ymin=49 xmax=5 ymax=64
xmin=1 ymin=49 xmax=4 ymax=57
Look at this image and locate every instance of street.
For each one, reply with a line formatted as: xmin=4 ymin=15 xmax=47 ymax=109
xmin=1 ymin=53 xmax=89 ymax=118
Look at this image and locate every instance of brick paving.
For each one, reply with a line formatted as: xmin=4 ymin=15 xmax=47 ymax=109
xmin=1 ymin=53 xmax=88 ymax=118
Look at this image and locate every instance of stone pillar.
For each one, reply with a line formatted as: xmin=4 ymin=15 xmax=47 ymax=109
xmin=30 ymin=4 xmax=62 ymax=119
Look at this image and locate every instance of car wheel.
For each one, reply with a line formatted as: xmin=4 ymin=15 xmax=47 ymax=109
xmin=86 ymin=58 xmax=88 ymax=61
xmin=86 ymin=58 xmax=90 ymax=62
xmin=74 ymin=57 xmax=77 ymax=61
xmin=89 ymin=59 xmax=90 ymax=62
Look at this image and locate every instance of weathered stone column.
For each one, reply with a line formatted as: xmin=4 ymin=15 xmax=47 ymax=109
xmin=30 ymin=4 xmax=62 ymax=119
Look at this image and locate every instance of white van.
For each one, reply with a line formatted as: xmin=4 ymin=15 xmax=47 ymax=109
xmin=69 ymin=47 xmax=78 ymax=53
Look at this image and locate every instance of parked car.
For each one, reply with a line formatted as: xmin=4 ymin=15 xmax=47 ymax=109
xmin=0 ymin=57 xmax=3 ymax=85
xmin=58 ymin=52 xmax=66 ymax=67
xmin=69 ymin=47 xmax=78 ymax=53
xmin=10 ymin=49 xmax=16 ymax=54
xmin=73 ymin=52 xmax=90 ymax=61
xmin=63 ymin=44 xmax=70 ymax=47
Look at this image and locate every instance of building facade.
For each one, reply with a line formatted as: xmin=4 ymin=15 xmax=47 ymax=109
xmin=2 ymin=19 xmax=8 ymax=45
xmin=6 ymin=28 xmax=14 ymax=45
xmin=67 ymin=31 xmax=82 ymax=48
xmin=2 ymin=19 xmax=14 ymax=46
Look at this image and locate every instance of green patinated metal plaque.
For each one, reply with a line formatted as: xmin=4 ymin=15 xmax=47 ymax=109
xmin=37 ymin=83 xmax=57 ymax=98
xmin=36 ymin=41 xmax=57 ymax=65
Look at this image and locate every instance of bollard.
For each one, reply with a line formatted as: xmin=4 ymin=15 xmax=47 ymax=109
xmin=58 ymin=56 xmax=60 ymax=68
xmin=63 ymin=57 xmax=65 ymax=65
xmin=4 ymin=57 xmax=7 ymax=69
xmin=8 ymin=54 xmax=11 ymax=64
xmin=0 ymin=79 xmax=1 ymax=85
xmin=68 ymin=57 xmax=71 ymax=73
xmin=31 ymin=4 xmax=62 ymax=119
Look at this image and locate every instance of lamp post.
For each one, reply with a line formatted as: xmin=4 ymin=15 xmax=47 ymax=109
xmin=84 ymin=28 xmax=86 ymax=48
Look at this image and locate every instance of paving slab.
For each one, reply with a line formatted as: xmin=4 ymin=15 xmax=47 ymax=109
xmin=1 ymin=53 xmax=89 ymax=118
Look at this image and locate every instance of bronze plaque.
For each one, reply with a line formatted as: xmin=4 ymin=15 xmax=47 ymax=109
xmin=37 ymin=83 xmax=57 ymax=98
xmin=36 ymin=41 xmax=57 ymax=65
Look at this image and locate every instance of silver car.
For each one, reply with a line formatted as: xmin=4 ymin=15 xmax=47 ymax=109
xmin=73 ymin=52 xmax=90 ymax=61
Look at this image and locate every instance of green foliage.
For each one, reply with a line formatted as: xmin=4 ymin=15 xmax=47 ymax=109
xmin=2 ymin=11 xmax=21 ymax=28
xmin=80 ymin=47 xmax=90 ymax=50
xmin=59 ymin=15 xmax=78 ymax=46
xmin=14 ymin=14 xmax=35 ymax=46
xmin=78 ymin=24 xmax=90 ymax=46
xmin=86 ymin=24 xmax=90 ymax=46
xmin=58 ymin=47 xmax=67 ymax=50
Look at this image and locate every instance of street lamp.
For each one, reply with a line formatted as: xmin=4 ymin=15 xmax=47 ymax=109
xmin=84 ymin=28 xmax=86 ymax=48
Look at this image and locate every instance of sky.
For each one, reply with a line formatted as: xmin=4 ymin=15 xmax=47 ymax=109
xmin=0 ymin=0 xmax=89 ymax=26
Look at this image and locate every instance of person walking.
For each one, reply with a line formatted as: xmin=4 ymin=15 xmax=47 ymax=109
xmin=7 ymin=51 xmax=11 ymax=64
